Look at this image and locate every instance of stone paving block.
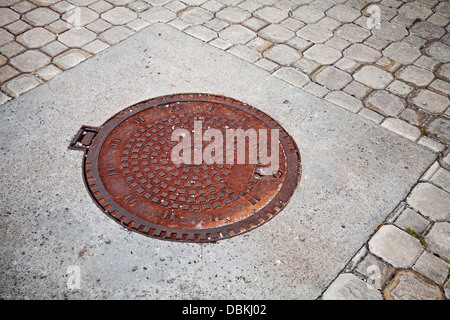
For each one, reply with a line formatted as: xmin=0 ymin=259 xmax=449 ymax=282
xmin=9 ymin=49 xmax=50 ymax=73
xmin=395 ymin=65 xmax=435 ymax=88
xmin=325 ymin=90 xmax=363 ymax=113
xmin=315 ymin=16 xmax=342 ymax=31
xmin=178 ymin=7 xmax=213 ymax=25
xmin=0 ymin=8 xmax=20 ymax=27
xmin=314 ymin=66 xmax=351 ymax=90
xmin=246 ymin=37 xmax=272 ymax=53
xmin=273 ymin=66 xmax=310 ymax=88
xmin=436 ymin=63 xmax=450 ymax=81
xmin=427 ymin=117 xmax=450 ymax=144
xmin=322 ymin=273 xmax=383 ymax=300
xmin=182 ymin=0 xmax=208 ymax=5
xmin=216 ymin=7 xmax=251 ymax=24
xmin=287 ymin=37 xmax=312 ymax=52
xmin=204 ymin=18 xmax=229 ymax=32
xmin=11 ymin=1 xmax=36 ymax=14
xmin=382 ymin=42 xmax=422 ymax=65
xmin=5 ymin=20 xmax=32 ymax=35
xmin=335 ymin=23 xmax=371 ymax=43
xmin=62 ymin=7 xmax=100 ymax=27
xmin=343 ymin=43 xmax=381 ymax=63
xmin=291 ymin=5 xmax=325 ymax=24
xmin=394 ymin=207 xmax=430 ymax=235
xmin=0 ymin=41 xmax=25 ymax=58
xmin=201 ymin=0 xmax=225 ymax=13
xmin=418 ymin=136 xmax=445 ymax=153
xmin=410 ymin=21 xmax=446 ymax=41
xmin=424 ymin=222 xmax=450 ymax=260
xmin=127 ymin=19 xmax=150 ymax=32
xmin=1 ymin=74 xmax=42 ymax=97
xmin=296 ymin=24 xmax=332 ymax=44
xmin=408 ymin=183 xmax=450 ymax=221
xmin=16 ymin=27 xmax=55 ymax=49
xmin=413 ymin=251 xmax=449 ymax=285
xmin=82 ymin=39 xmax=110 ymax=54
xmin=344 ymin=80 xmax=371 ymax=99
xmin=86 ymin=18 xmax=112 ymax=33
xmin=414 ymin=55 xmax=440 ymax=72
xmin=209 ymin=37 xmax=232 ymax=50
xmin=386 ymin=80 xmax=412 ymax=98
xmin=242 ymin=17 xmax=267 ymax=32
xmin=302 ymin=81 xmax=329 ymax=98
xmin=375 ymin=57 xmax=401 ymax=73
xmin=384 ymin=270 xmax=443 ymax=300
xmin=46 ymin=19 xmax=70 ymax=34
xmin=69 ymin=0 xmax=98 ymax=5
xmin=398 ymin=2 xmax=433 ymax=20
xmin=258 ymin=24 xmax=295 ymax=44
xmin=294 ymin=58 xmax=320 ymax=75
xmin=24 ymin=7 xmax=59 ymax=26
xmin=372 ymin=22 xmax=408 ymax=42
xmin=238 ymin=0 xmax=263 ymax=12
xmin=140 ymin=6 xmax=177 ymax=23
xmin=353 ymin=66 xmax=393 ymax=89
xmin=38 ymin=39 xmax=69 ymax=57
xmin=254 ymin=57 xmax=278 ymax=72
xmin=219 ymin=25 xmax=256 ymax=44
xmin=227 ymin=44 xmax=261 ymax=63
xmin=355 ymin=253 xmax=395 ymax=289
xmin=326 ymin=4 xmax=361 ymax=23
xmin=430 ymin=168 xmax=450 ymax=193
xmin=88 ymin=0 xmax=113 ymax=14
xmin=368 ymin=225 xmax=423 ymax=268
xmin=411 ymin=89 xmax=450 ymax=114
xmin=0 ymin=65 xmax=19 ymax=83
xmin=425 ymin=42 xmax=450 ymax=63
xmin=0 ymin=53 xmax=7 ymax=66
xmin=358 ymin=107 xmax=384 ymax=124
xmin=129 ymin=1 xmax=151 ymax=13
xmin=280 ymin=17 xmax=304 ymax=32
xmin=303 ymin=43 xmax=342 ymax=65
xmin=58 ymin=27 xmax=97 ymax=48
xmin=36 ymin=64 xmax=62 ymax=81
xmin=324 ymin=36 xmax=350 ymax=51
xmin=0 ymin=29 xmax=15 ymax=47
xmin=263 ymin=44 xmax=300 ymax=65
xmin=53 ymin=48 xmax=90 ymax=70
xmin=381 ymin=118 xmax=421 ymax=141
xmin=185 ymin=25 xmax=217 ymax=42
xmin=101 ymin=7 xmax=138 ymax=25
xmin=99 ymin=26 xmax=134 ymax=45
xmin=364 ymin=90 xmax=405 ymax=117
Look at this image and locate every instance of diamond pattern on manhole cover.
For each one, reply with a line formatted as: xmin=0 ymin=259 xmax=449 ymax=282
xmin=69 ymin=93 xmax=301 ymax=242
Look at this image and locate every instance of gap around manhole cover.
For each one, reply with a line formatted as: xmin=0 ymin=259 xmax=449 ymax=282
xmin=69 ymin=93 xmax=301 ymax=242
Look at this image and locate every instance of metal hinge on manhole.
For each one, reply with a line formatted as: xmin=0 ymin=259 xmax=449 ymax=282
xmin=69 ymin=126 xmax=99 ymax=151
xmin=69 ymin=93 xmax=302 ymax=243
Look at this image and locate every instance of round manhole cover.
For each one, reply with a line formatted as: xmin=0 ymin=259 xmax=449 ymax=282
xmin=70 ymin=94 xmax=301 ymax=242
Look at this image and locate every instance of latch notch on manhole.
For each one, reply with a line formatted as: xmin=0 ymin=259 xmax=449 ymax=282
xmin=69 ymin=93 xmax=301 ymax=242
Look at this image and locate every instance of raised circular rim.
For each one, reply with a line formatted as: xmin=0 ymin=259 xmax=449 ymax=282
xmin=82 ymin=93 xmax=301 ymax=242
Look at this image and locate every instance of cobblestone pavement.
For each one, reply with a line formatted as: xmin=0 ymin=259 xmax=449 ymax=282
xmin=0 ymin=0 xmax=449 ymax=299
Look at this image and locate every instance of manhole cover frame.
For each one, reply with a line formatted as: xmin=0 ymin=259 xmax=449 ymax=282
xmin=70 ymin=93 xmax=301 ymax=243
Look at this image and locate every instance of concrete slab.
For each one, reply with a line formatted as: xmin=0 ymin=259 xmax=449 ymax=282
xmin=0 ymin=23 xmax=436 ymax=299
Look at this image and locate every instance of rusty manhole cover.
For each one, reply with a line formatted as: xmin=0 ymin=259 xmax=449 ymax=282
xmin=69 ymin=94 xmax=301 ymax=242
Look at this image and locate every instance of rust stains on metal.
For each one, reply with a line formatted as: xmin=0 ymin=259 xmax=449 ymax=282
xmin=70 ymin=93 xmax=301 ymax=242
